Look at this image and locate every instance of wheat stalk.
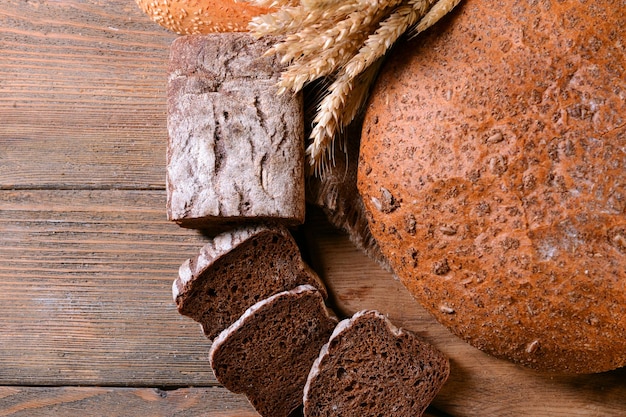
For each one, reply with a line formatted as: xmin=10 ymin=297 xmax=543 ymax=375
xmin=245 ymin=0 xmax=299 ymax=9
xmin=411 ymin=0 xmax=462 ymax=36
xmin=343 ymin=0 xmax=436 ymax=79
xmin=307 ymin=58 xmax=384 ymax=176
xmin=249 ymin=0 xmax=463 ymax=173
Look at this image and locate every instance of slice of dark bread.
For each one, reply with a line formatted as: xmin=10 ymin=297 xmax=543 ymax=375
xmin=303 ymin=310 xmax=450 ymax=417
xmin=173 ymin=224 xmax=327 ymax=340
xmin=209 ymin=285 xmax=338 ymax=417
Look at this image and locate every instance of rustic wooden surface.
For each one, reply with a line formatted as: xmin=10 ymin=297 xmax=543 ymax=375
xmin=0 ymin=1 xmax=624 ymax=416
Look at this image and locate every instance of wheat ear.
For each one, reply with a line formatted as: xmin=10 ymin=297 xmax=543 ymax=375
xmin=249 ymin=7 xmax=325 ymax=36
xmin=307 ymin=76 xmax=349 ymax=176
xmin=307 ymin=58 xmax=382 ymax=174
xmin=277 ymin=13 xmax=378 ymax=92
xmin=252 ymin=0 xmax=464 ymax=173
xmin=343 ymin=0 xmax=436 ymax=79
xmin=250 ymin=0 xmax=369 ymax=36
xmin=307 ymin=0 xmax=436 ymax=171
xmin=410 ymin=0 xmax=462 ymax=36
xmin=339 ymin=58 xmax=384 ymax=138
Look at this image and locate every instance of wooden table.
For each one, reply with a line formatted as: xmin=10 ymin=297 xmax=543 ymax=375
xmin=1 ymin=1 xmax=625 ymax=416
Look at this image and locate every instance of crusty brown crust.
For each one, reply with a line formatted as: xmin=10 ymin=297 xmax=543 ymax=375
xmin=358 ymin=0 xmax=626 ymax=373
xmin=135 ymin=0 xmax=272 ymax=34
xmin=166 ymin=34 xmax=305 ymax=232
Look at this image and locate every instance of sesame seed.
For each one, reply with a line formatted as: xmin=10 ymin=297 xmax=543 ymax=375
xmin=526 ymin=340 xmax=540 ymax=354
xmin=440 ymin=305 xmax=455 ymax=314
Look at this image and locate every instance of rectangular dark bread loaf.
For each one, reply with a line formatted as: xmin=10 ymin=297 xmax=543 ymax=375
xmin=167 ymin=33 xmax=305 ymax=231
xmin=173 ymin=224 xmax=327 ymax=340
xmin=209 ymin=285 xmax=338 ymax=417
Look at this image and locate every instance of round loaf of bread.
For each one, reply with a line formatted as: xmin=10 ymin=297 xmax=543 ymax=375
xmin=135 ymin=0 xmax=272 ymax=34
xmin=357 ymin=0 xmax=626 ymax=373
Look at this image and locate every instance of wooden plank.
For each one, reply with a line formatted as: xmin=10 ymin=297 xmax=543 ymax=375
xmin=7 ymin=187 xmax=621 ymax=415
xmin=0 ymin=386 xmax=444 ymax=417
xmin=0 ymin=386 xmax=259 ymax=417
xmin=0 ymin=189 xmax=217 ymax=387
xmin=303 ymin=208 xmax=626 ymax=417
xmin=0 ymin=0 xmax=175 ymax=189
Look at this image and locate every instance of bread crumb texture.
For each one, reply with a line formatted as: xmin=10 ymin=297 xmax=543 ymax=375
xmin=358 ymin=0 xmax=626 ymax=373
xmin=173 ymin=225 xmax=326 ymax=339
xmin=209 ymin=286 xmax=337 ymax=417
xmin=303 ymin=310 xmax=450 ymax=417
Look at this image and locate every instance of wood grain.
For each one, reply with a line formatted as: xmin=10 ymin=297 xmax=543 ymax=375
xmin=0 ymin=387 xmax=446 ymax=417
xmin=0 ymin=386 xmax=258 ymax=417
xmin=0 ymin=0 xmax=175 ymax=189
xmin=0 ymin=189 xmax=215 ymax=387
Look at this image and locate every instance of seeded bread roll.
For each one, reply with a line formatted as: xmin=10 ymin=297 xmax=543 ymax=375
xmin=358 ymin=0 xmax=626 ymax=373
xmin=135 ymin=0 xmax=272 ymax=34
xmin=173 ymin=225 xmax=327 ymax=339
xmin=303 ymin=310 xmax=449 ymax=417
xmin=209 ymin=285 xmax=338 ymax=417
